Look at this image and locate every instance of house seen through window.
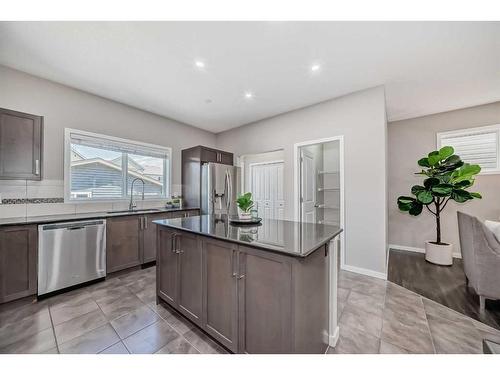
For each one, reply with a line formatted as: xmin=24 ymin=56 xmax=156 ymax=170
xmin=66 ymin=129 xmax=170 ymax=201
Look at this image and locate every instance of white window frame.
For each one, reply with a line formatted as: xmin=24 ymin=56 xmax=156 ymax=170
xmin=64 ymin=128 xmax=172 ymax=203
xmin=437 ymin=124 xmax=500 ymax=175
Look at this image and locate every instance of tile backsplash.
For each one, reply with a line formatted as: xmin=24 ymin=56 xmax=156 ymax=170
xmin=0 ymin=179 xmax=178 ymax=219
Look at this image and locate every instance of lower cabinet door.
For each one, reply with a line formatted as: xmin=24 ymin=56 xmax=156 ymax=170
xmin=143 ymin=213 xmax=171 ymax=263
xmin=238 ymin=246 xmax=293 ymax=354
xmin=106 ymin=216 xmax=142 ymax=273
xmin=157 ymin=228 xmax=178 ymax=306
xmin=203 ymin=238 xmax=238 ymax=352
xmin=177 ymin=232 xmax=203 ymax=324
xmin=0 ymin=225 xmax=37 ymax=303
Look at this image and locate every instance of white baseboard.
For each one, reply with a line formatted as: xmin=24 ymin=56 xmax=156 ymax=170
xmin=328 ymin=326 xmax=340 ymax=347
xmin=340 ymin=264 xmax=387 ymax=280
xmin=389 ymin=244 xmax=462 ymax=259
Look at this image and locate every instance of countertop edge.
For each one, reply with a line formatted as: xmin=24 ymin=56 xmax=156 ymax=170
xmin=0 ymin=207 xmax=200 ymax=227
xmin=153 ymin=220 xmax=343 ymax=258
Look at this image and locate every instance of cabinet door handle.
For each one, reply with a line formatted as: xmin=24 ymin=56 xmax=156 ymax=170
xmin=237 ymin=274 xmax=245 ymax=280
xmin=231 ymin=250 xmax=237 ymax=277
xmin=35 ymin=159 xmax=40 ymax=175
xmin=144 ymin=217 xmax=148 ymax=229
xmin=171 ymin=233 xmax=176 ymax=253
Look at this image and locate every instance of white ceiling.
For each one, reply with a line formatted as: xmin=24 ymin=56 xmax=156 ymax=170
xmin=0 ymin=22 xmax=499 ymax=133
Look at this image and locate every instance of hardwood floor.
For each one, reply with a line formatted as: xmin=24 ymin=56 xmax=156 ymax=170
xmin=388 ymin=249 xmax=500 ymax=330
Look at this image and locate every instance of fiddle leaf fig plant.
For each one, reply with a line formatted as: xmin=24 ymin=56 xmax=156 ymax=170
xmin=397 ymin=146 xmax=482 ymax=245
xmin=236 ymin=192 xmax=254 ymax=213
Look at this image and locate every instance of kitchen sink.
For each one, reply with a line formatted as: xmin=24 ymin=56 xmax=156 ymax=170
xmin=107 ymin=208 xmax=162 ymax=214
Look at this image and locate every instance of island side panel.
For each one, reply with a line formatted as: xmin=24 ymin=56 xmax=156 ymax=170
xmin=292 ymin=243 xmax=330 ymax=354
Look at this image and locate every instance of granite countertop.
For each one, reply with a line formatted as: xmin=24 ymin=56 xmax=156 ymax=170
xmin=153 ymin=214 xmax=342 ymax=257
xmin=0 ymin=206 xmax=199 ymax=227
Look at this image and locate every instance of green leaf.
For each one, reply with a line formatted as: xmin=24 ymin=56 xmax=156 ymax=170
xmin=428 ymin=151 xmax=441 ymax=166
xmin=431 ymin=184 xmax=453 ymax=196
xmin=451 ymin=163 xmax=482 ymax=183
xmin=397 ymin=196 xmax=416 ymax=211
xmin=442 ymin=155 xmax=461 ymax=166
xmin=411 ymin=185 xmax=425 ymax=195
xmin=424 ymin=177 xmax=440 ymax=189
xmin=439 ymin=146 xmax=454 ymax=160
xmin=417 ymin=190 xmax=433 ymax=204
xmin=451 ymin=189 xmax=472 ymax=203
xmin=418 ymin=158 xmax=430 ymax=167
xmin=470 ymin=192 xmax=482 ymax=199
xmin=409 ymin=202 xmax=423 ymax=216
xmin=454 ymin=180 xmax=472 ymax=189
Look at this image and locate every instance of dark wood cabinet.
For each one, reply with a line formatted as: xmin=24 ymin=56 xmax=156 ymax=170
xmin=108 ymin=209 xmax=200 ymax=272
xmin=177 ymin=232 xmax=203 ymax=324
xmin=200 ymin=147 xmax=218 ymax=163
xmin=203 ymin=238 xmax=238 ymax=352
xmin=0 ymin=225 xmax=37 ymax=303
xmin=156 ymin=227 xmax=329 ymax=354
xmin=199 ymin=147 xmax=233 ymax=165
xmin=157 ymin=228 xmax=178 ymax=305
xmin=106 ymin=216 xmax=142 ymax=273
xmin=218 ymin=151 xmax=233 ymax=165
xmin=237 ymin=246 xmax=292 ymax=354
xmin=182 ymin=146 xmax=234 ymax=208
xmin=143 ymin=213 xmax=171 ymax=263
xmin=0 ymin=108 xmax=43 ymax=180
xmin=157 ymin=227 xmax=203 ymax=323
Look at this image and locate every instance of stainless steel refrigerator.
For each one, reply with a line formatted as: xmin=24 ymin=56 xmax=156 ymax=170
xmin=201 ymin=162 xmax=240 ymax=216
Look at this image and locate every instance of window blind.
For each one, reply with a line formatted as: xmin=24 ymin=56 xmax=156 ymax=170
xmin=438 ymin=127 xmax=499 ymax=172
xmin=70 ymin=132 xmax=170 ymax=159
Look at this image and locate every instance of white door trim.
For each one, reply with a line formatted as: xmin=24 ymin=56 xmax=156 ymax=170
xmin=293 ymin=136 xmax=345 ymax=346
xmin=293 ymin=135 xmax=345 ymax=264
xmin=299 ymin=148 xmax=316 ymax=223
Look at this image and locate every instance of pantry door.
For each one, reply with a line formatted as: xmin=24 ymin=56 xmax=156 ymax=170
xmin=249 ymin=161 xmax=284 ymax=220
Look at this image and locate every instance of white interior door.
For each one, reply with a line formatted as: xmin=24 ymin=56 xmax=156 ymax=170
xmin=249 ymin=161 xmax=284 ymax=220
xmin=300 ymin=149 xmax=316 ymax=223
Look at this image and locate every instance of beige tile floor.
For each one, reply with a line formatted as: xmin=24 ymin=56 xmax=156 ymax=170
xmin=1 ymin=266 xmax=499 ymax=354
xmin=330 ymin=270 xmax=500 ymax=354
xmin=0 ymin=266 xmax=226 ymax=354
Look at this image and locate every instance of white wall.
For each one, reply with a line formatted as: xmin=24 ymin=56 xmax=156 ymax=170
xmin=0 ymin=65 xmax=216 ymax=217
xmin=216 ymin=86 xmax=388 ymax=277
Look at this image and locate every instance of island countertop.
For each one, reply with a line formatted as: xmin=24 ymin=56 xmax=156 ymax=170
xmin=153 ymin=214 xmax=342 ymax=257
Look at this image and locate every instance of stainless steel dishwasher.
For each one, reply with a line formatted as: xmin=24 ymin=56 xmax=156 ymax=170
xmin=38 ymin=219 xmax=106 ymax=296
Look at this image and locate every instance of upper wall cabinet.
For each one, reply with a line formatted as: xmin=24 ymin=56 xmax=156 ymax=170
xmin=0 ymin=108 xmax=43 ymax=180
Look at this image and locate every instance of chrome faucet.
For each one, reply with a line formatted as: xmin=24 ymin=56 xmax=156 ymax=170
xmin=129 ymin=177 xmax=145 ymax=211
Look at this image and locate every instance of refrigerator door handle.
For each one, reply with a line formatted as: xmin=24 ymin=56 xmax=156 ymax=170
xmin=226 ymin=170 xmax=232 ymax=214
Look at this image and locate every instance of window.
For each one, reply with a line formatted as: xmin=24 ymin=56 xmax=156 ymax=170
xmin=65 ymin=129 xmax=171 ymax=201
xmin=437 ymin=124 xmax=500 ymax=175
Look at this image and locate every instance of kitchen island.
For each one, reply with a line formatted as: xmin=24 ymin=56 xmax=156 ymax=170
xmin=154 ymin=214 xmax=342 ymax=354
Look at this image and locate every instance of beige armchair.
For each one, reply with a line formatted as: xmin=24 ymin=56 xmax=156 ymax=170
xmin=457 ymin=211 xmax=500 ymax=311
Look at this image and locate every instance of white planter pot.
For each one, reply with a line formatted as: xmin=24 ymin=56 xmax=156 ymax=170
xmin=425 ymin=241 xmax=453 ymax=266
xmin=238 ymin=212 xmax=252 ymax=220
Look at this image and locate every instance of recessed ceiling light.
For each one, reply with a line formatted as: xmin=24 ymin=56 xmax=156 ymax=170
xmin=194 ymin=60 xmax=205 ymax=69
xmin=311 ymin=64 xmax=321 ymax=72
xmin=244 ymin=92 xmax=254 ymax=99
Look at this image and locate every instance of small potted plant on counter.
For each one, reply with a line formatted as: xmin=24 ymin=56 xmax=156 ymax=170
xmin=171 ymin=195 xmax=182 ymax=208
xmin=397 ymin=146 xmax=482 ymax=265
xmin=236 ymin=192 xmax=254 ymax=220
